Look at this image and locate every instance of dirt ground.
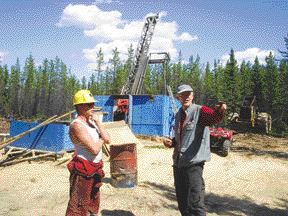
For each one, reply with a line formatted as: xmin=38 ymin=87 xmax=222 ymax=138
xmin=0 ymin=133 xmax=288 ymax=216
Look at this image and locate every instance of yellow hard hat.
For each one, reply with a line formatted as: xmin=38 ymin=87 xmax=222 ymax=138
xmin=73 ymin=89 xmax=96 ymax=106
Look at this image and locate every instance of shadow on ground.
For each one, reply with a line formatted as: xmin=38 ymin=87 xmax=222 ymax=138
xmin=101 ymin=210 xmax=135 ymax=216
xmin=231 ymin=146 xmax=288 ymax=160
xmin=206 ymin=193 xmax=288 ymax=216
xmin=143 ymin=181 xmax=288 ymax=216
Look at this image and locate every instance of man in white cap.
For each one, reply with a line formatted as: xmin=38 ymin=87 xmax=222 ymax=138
xmin=163 ymin=84 xmax=227 ymax=216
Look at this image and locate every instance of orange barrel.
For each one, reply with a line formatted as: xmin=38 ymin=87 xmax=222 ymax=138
xmin=110 ymin=143 xmax=137 ymax=188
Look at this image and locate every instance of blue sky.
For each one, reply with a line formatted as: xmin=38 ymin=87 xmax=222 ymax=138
xmin=0 ymin=0 xmax=287 ymax=79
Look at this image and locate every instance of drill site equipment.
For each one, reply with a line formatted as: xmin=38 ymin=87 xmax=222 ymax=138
xmin=113 ymin=14 xmax=160 ymax=123
xmin=121 ymin=14 xmax=159 ymax=95
xmin=102 ymin=121 xmax=139 ymax=188
xmin=108 ymin=14 xmax=159 ymax=187
xmin=233 ymin=96 xmax=272 ymax=134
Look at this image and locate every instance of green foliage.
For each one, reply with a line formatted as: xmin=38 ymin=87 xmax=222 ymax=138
xmin=213 ymin=60 xmax=225 ymax=101
xmin=279 ymin=60 xmax=288 ymax=118
xmin=187 ymin=55 xmax=202 ymax=103
xmin=223 ymin=49 xmax=241 ymax=113
xmin=251 ymin=57 xmax=265 ymax=111
xmin=279 ymin=33 xmax=288 ymax=62
xmin=1 ymin=34 xmax=288 ymax=129
xmin=202 ymin=62 xmax=215 ymax=102
xmin=264 ymin=52 xmax=280 ymax=113
xmin=239 ymin=61 xmax=253 ymax=98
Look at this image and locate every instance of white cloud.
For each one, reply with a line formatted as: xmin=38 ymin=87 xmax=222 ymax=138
xmin=0 ymin=51 xmax=8 ymax=63
xmin=177 ymin=32 xmax=198 ymax=42
xmin=93 ymin=0 xmax=120 ymax=5
xmin=57 ymin=4 xmax=197 ymax=70
xmin=220 ymin=48 xmax=274 ymax=65
xmin=57 ymin=4 xmax=123 ymax=28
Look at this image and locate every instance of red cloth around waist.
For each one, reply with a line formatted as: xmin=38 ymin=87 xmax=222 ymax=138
xmin=67 ymin=155 xmax=104 ymax=178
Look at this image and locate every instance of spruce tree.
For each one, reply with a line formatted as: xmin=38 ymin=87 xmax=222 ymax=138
xmin=110 ymin=48 xmax=122 ymax=94
xmin=9 ymin=60 xmax=21 ymax=116
xmin=213 ymin=60 xmax=225 ymax=101
xmin=279 ymin=60 xmax=288 ymax=120
xmin=23 ymin=54 xmax=36 ymax=117
xmin=202 ymin=62 xmax=215 ymax=104
xmin=81 ymin=76 xmax=87 ymax=89
xmin=223 ymin=49 xmax=241 ymax=113
xmin=0 ymin=65 xmax=5 ymax=115
xmin=251 ymin=57 xmax=265 ymax=111
xmin=89 ymin=73 xmax=97 ymax=95
xmin=239 ymin=61 xmax=253 ymax=98
xmin=187 ymin=55 xmax=201 ymax=103
xmin=264 ymin=52 xmax=280 ymax=114
xmin=39 ymin=59 xmax=49 ymax=116
xmin=96 ymin=48 xmax=104 ymax=93
xmin=279 ymin=33 xmax=288 ymax=62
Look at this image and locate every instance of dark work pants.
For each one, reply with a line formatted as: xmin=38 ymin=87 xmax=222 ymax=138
xmin=173 ymin=162 xmax=206 ymax=216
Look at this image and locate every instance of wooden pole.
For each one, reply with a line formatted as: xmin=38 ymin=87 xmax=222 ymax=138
xmin=102 ymin=143 xmax=110 ymax=157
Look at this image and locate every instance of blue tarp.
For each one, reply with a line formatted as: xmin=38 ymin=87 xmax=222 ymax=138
xmin=10 ymin=121 xmax=73 ymax=152
xmin=95 ymin=95 xmax=178 ymax=137
xmin=9 ymin=95 xmax=179 ymax=152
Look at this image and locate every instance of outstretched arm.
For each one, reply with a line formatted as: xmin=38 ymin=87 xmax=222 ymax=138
xmin=199 ymin=102 xmax=227 ymax=127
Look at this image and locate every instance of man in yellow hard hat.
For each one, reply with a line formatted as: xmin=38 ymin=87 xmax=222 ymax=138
xmin=66 ymin=89 xmax=110 ymax=216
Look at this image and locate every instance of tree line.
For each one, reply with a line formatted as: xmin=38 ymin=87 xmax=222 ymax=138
xmin=0 ymin=35 xmax=288 ymax=125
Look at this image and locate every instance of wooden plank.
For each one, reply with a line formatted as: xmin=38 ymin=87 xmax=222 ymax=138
xmin=5 ymin=146 xmax=56 ymax=154
xmin=1 ymin=152 xmax=55 ymax=166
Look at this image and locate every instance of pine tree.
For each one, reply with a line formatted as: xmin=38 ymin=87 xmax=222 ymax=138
xmin=188 ymin=55 xmax=201 ymax=103
xmin=239 ymin=61 xmax=253 ymax=98
xmin=0 ymin=65 xmax=5 ymax=115
xmin=2 ymin=65 xmax=10 ymax=116
xmin=66 ymin=73 xmax=81 ymax=109
xmin=279 ymin=60 xmax=288 ymax=119
xmin=120 ymin=45 xmax=134 ymax=94
xmin=171 ymin=51 xmax=184 ymax=91
xmin=213 ymin=60 xmax=225 ymax=101
xmin=39 ymin=59 xmax=50 ymax=116
xmin=96 ymin=48 xmax=104 ymax=93
xmin=251 ymin=56 xmax=265 ymax=111
xmin=279 ymin=33 xmax=288 ymax=62
xmin=47 ymin=59 xmax=57 ymax=115
xmin=59 ymin=61 xmax=69 ymax=114
xmin=9 ymin=59 xmax=21 ymax=116
xmin=23 ymin=54 xmax=36 ymax=117
xmin=264 ymin=52 xmax=280 ymax=113
xmin=81 ymin=76 xmax=87 ymax=89
xmin=110 ymin=48 xmax=122 ymax=94
xmin=89 ymin=73 xmax=97 ymax=95
xmin=223 ymin=49 xmax=241 ymax=113
xmin=143 ymin=65 xmax=153 ymax=94
xmin=202 ymin=62 xmax=215 ymax=104
xmin=125 ymin=44 xmax=134 ymax=75
xmin=32 ymin=67 xmax=41 ymax=116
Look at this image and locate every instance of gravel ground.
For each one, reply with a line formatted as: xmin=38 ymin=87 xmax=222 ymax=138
xmin=0 ymin=135 xmax=287 ymax=216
